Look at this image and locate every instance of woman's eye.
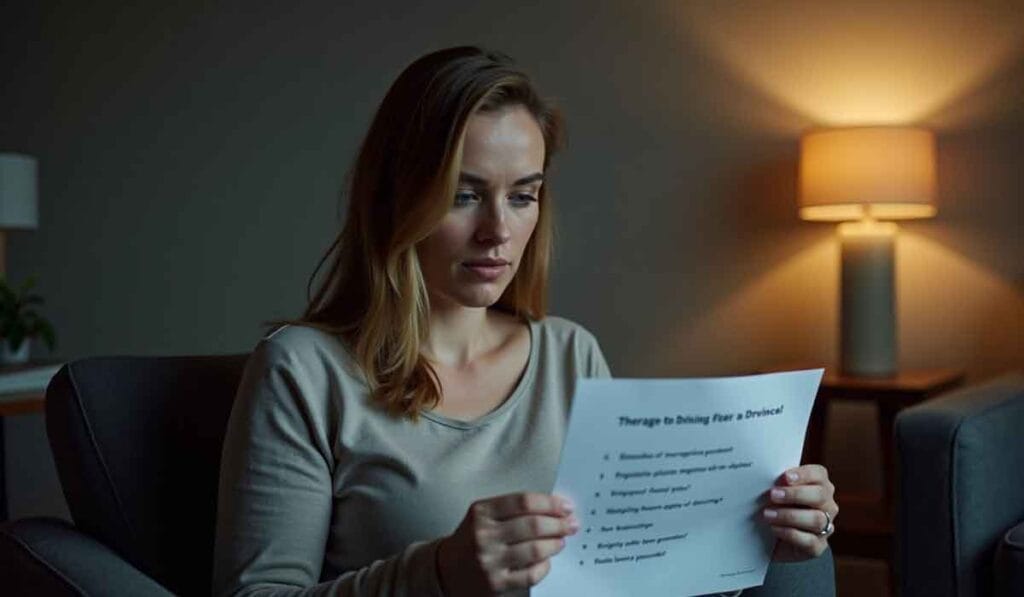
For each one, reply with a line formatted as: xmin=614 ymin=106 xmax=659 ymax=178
xmin=453 ymin=191 xmax=478 ymax=206
xmin=510 ymin=193 xmax=538 ymax=206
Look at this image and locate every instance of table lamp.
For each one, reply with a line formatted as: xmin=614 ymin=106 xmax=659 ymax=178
xmin=798 ymin=127 xmax=936 ymax=377
xmin=0 ymin=153 xmax=39 ymax=277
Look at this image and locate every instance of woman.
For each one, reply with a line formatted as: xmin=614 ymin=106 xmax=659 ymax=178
xmin=213 ymin=46 xmax=837 ymax=596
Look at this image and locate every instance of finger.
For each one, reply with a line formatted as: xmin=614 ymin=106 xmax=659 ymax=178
xmin=780 ymin=464 xmax=830 ymax=486
xmin=500 ymin=538 xmax=565 ymax=569
xmin=769 ymin=485 xmax=827 ymax=507
xmin=498 ymin=514 xmax=580 ymax=543
xmin=476 ymin=492 xmax=573 ymax=521
xmin=763 ymin=507 xmax=830 ymax=534
xmin=770 ymin=525 xmax=828 ymax=558
xmin=499 ymin=558 xmax=552 ymax=590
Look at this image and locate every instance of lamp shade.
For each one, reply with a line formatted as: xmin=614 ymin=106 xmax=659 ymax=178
xmin=0 ymin=153 xmax=39 ymax=229
xmin=799 ymin=127 xmax=936 ymax=222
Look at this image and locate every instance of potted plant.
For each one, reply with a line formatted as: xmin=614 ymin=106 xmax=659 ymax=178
xmin=0 ymin=274 xmax=57 ymax=365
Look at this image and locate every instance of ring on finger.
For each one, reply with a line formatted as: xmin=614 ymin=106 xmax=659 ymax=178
xmin=817 ymin=510 xmax=834 ymax=536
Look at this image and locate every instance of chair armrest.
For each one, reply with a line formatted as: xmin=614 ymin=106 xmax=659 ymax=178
xmin=0 ymin=517 xmax=173 ymax=596
xmin=895 ymin=372 xmax=1024 ymax=597
xmin=744 ymin=548 xmax=835 ymax=596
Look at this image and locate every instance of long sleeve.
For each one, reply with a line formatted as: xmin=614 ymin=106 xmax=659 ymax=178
xmin=212 ymin=339 xmax=446 ymax=597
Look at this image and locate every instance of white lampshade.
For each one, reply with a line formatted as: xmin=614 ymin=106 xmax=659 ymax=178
xmin=799 ymin=127 xmax=936 ymax=222
xmin=795 ymin=127 xmax=939 ymax=377
xmin=0 ymin=153 xmax=39 ymax=229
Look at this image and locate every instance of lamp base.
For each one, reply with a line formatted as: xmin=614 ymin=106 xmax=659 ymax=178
xmin=839 ymin=222 xmax=897 ymax=377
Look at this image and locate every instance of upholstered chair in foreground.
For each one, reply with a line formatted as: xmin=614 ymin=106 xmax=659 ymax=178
xmin=897 ymin=372 xmax=1024 ymax=597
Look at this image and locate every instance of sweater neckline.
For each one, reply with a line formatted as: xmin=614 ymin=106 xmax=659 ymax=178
xmin=421 ymin=317 xmax=537 ymax=430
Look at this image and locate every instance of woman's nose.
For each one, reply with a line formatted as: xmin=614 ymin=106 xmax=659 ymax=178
xmin=475 ymin=201 xmax=512 ymax=245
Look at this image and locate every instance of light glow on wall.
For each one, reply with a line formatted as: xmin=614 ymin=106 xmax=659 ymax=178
xmin=674 ymin=1 xmax=1024 ymax=125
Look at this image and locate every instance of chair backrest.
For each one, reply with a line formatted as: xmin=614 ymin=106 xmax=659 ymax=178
xmin=896 ymin=372 xmax=1024 ymax=597
xmin=45 ymin=354 xmax=250 ymax=597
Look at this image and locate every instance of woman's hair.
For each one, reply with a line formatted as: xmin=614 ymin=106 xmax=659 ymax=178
xmin=269 ymin=46 xmax=564 ymax=420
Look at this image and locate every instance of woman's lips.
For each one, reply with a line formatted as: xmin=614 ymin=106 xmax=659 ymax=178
xmin=462 ymin=263 xmax=508 ymax=281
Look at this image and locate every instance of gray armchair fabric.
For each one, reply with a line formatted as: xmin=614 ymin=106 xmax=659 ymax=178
xmin=0 ymin=517 xmax=172 ymax=595
xmin=1 ymin=354 xmax=248 ymax=596
xmin=0 ymin=353 xmax=835 ymax=596
xmin=895 ymin=371 xmax=1024 ymax=597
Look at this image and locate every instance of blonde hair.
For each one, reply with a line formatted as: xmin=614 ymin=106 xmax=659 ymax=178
xmin=269 ymin=47 xmax=564 ymax=420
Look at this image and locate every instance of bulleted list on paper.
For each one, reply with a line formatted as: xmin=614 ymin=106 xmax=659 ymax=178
xmin=534 ymin=370 xmax=822 ymax=597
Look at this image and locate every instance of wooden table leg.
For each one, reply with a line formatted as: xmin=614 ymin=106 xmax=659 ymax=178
xmin=802 ymin=391 xmax=828 ymax=466
xmin=877 ymin=402 xmax=900 ymax=515
xmin=876 ymin=401 xmax=901 ymax=593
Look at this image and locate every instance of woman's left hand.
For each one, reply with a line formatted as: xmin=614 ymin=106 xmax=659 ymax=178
xmin=762 ymin=464 xmax=838 ymax=562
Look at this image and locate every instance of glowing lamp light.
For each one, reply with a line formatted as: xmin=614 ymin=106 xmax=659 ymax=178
xmin=800 ymin=127 xmax=936 ymax=221
xmin=798 ymin=127 xmax=936 ymax=376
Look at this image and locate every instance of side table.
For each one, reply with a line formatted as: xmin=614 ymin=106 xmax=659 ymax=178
xmin=802 ymin=367 xmax=965 ymax=560
xmin=0 ymin=359 xmax=61 ymax=522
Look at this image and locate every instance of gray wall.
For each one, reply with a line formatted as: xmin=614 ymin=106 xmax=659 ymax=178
xmin=1 ymin=1 xmax=1021 ymax=521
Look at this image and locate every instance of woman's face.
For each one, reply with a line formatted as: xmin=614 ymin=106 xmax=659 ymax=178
xmin=417 ymin=105 xmax=545 ymax=311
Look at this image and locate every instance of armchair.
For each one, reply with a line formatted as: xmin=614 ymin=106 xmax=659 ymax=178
xmin=896 ymin=371 xmax=1024 ymax=597
xmin=1 ymin=354 xmax=247 ymax=595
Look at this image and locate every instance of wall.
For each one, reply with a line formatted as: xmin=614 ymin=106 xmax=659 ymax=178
xmin=1 ymin=0 xmax=1021 ymax=523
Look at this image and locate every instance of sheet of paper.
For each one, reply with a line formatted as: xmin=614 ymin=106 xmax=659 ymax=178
xmin=535 ymin=369 xmax=823 ymax=597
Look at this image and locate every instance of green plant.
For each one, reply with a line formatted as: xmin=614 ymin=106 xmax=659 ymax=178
xmin=0 ymin=274 xmax=57 ymax=352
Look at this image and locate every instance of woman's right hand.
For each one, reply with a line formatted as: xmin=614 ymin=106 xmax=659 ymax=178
xmin=436 ymin=492 xmax=579 ymax=596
